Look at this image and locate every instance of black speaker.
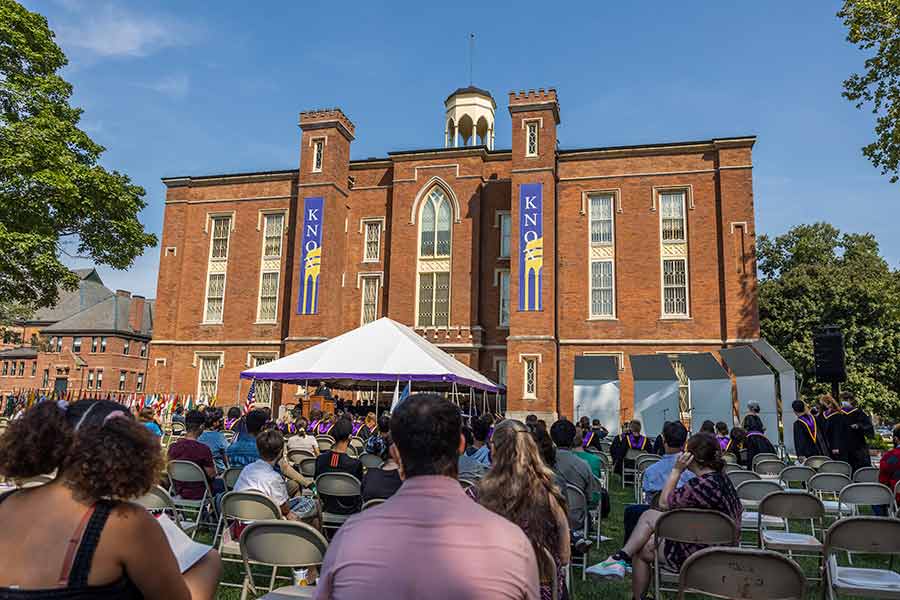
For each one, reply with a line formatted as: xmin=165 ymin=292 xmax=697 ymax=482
xmin=813 ymin=327 xmax=846 ymax=383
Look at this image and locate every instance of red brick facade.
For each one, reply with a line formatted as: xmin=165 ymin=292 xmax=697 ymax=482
xmin=148 ymin=87 xmax=759 ymax=420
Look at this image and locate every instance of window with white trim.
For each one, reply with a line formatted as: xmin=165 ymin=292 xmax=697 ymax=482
xmin=100 ymin=337 xmax=106 ymax=353
xmin=205 ymin=273 xmax=226 ymax=322
xmin=198 ymin=356 xmax=220 ymax=402
xmin=252 ymin=355 xmax=274 ymax=406
xmin=73 ymin=337 xmax=81 ymax=353
xmin=364 ymin=221 xmax=382 ymax=262
xmin=263 ymin=213 xmax=284 ymax=258
xmin=211 ymin=216 xmax=231 ymax=259
xmin=96 ymin=370 xmax=103 ymax=389
xmin=660 ymin=191 xmax=686 ymax=242
xmin=17 ymin=362 xmax=23 ymax=377
xmin=204 ymin=215 xmax=232 ymax=324
xmin=118 ymin=370 xmax=126 ymax=391
xmin=256 ymin=213 xmax=284 ymax=323
xmin=417 ymin=272 xmax=450 ymax=327
xmin=499 ymin=270 xmax=510 ymax=327
xmin=590 ymin=260 xmax=615 ymax=317
xmin=360 ymin=275 xmax=379 ymax=325
xmin=419 ymin=187 xmax=452 ymax=258
xmin=123 ymin=340 xmax=130 ymax=356
xmin=91 ymin=337 xmax=98 ymax=353
xmin=49 ymin=337 xmax=57 ymax=352
xmin=140 ymin=343 xmax=147 ymax=358
xmin=136 ymin=372 xmax=144 ymax=392
xmin=589 ymin=194 xmax=614 ymax=245
xmin=42 ymin=369 xmax=48 ymax=388
xmin=31 ymin=361 xmax=36 ymax=377
xmin=526 ymin=122 xmax=539 ymax=157
xmin=312 ymin=139 xmax=324 ymax=173
xmin=497 ymin=359 xmax=507 ymax=387
xmin=499 ymin=212 xmax=511 ymax=258
xmin=86 ymin=370 xmax=94 ymax=389
xmin=257 ymin=272 xmax=279 ymax=322
xmin=662 ymin=259 xmax=688 ymax=316
xmin=523 ymin=357 xmax=537 ymax=399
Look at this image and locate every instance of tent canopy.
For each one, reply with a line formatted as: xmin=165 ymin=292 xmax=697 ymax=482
xmin=240 ymin=317 xmax=500 ymax=393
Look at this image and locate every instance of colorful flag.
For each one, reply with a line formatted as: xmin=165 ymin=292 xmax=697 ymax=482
xmin=244 ymin=381 xmax=255 ymax=414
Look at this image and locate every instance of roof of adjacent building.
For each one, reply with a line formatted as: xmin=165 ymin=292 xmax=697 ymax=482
xmin=28 ymin=268 xmax=114 ymax=324
xmin=0 ymin=347 xmax=38 ymax=360
xmin=42 ymin=293 xmax=154 ymax=338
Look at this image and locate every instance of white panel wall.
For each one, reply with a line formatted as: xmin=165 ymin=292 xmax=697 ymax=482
xmin=633 ymin=380 xmax=680 ymax=438
xmin=690 ymin=379 xmax=733 ymax=433
xmin=574 ymin=380 xmax=621 ymax=436
xmin=735 ymin=373 xmax=779 ymax=447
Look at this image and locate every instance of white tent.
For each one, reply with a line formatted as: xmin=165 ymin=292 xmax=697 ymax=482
xmin=240 ymin=317 xmax=500 ymax=393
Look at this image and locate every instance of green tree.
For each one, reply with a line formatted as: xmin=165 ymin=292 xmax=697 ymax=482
xmin=839 ymin=0 xmax=900 ymax=182
xmin=0 ymin=0 xmax=156 ymax=318
xmin=758 ymin=223 xmax=900 ymax=421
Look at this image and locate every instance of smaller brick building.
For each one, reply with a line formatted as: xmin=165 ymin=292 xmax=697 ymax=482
xmin=0 ymin=269 xmax=154 ymax=404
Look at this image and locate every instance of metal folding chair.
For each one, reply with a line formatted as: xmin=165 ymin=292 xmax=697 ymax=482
xmin=736 ymin=480 xmax=785 ymax=545
xmin=779 ymin=465 xmax=815 ymax=490
xmin=564 ymin=484 xmax=590 ymax=580
xmin=824 ymin=517 xmax=900 ymax=600
xmin=239 ymin=520 xmax=328 ymax=599
xmin=728 ymin=470 xmax=760 ymax=489
xmin=754 ymin=458 xmax=786 ymax=479
xmin=359 ymin=453 xmax=385 ymax=469
xmin=315 ymin=435 xmax=335 ymax=452
xmin=166 ymin=460 xmax=214 ymax=539
xmin=677 ymin=546 xmax=806 ymax=600
xmin=315 ymin=472 xmax=362 ymax=537
xmin=751 ymin=453 xmax=780 ymax=469
xmin=818 ymin=460 xmax=853 ymax=477
xmin=852 ymin=466 xmax=879 ymax=483
xmin=222 ymin=467 xmax=243 ymax=491
xmin=216 ymin=490 xmax=282 ymax=591
xmin=802 ymin=455 xmax=830 ymax=470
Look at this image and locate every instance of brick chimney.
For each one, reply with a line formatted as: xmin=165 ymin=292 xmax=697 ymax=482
xmin=128 ymin=295 xmax=146 ymax=333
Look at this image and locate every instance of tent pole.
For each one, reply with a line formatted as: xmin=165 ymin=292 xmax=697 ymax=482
xmin=375 ymin=381 xmax=380 ymax=419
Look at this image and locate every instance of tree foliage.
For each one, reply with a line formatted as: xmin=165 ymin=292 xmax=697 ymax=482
xmin=839 ymin=0 xmax=900 ymax=182
xmin=758 ymin=223 xmax=900 ymax=421
xmin=0 ymin=0 xmax=156 ymax=316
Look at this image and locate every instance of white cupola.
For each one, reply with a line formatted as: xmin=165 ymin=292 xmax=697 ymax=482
xmin=444 ymin=86 xmax=496 ymax=150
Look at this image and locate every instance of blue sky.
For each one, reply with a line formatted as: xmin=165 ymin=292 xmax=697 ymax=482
xmin=26 ymin=0 xmax=899 ymax=297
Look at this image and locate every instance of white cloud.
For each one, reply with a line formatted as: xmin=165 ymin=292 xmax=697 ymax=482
xmin=54 ymin=4 xmax=193 ymax=58
xmin=142 ymin=73 xmax=190 ymax=98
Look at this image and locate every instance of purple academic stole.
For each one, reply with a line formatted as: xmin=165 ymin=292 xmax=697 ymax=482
xmin=582 ymin=431 xmax=595 ymax=448
xmin=307 ymin=419 xmax=320 ymax=433
xmin=351 ymin=421 xmax=363 ymax=436
xmin=224 ymin=417 xmax=239 ymax=431
xmin=798 ymin=414 xmax=817 ymax=442
xmin=627 ymin=433 xmax=645 ymax=449
xmin=717 ymin=435 xmax=731 ymax=451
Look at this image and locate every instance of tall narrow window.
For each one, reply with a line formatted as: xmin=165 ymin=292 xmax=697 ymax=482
xmin=312 ymin=139 xmax=324 ymax=173
xmin=526 ymin=122 xmax=539 ymax=157
xmin=590 ymin=195 xmax=614 ymax=244
xmin=662 ymin=259 xmax=688 ymax=316
xmin=257 ymin=213 xmax=284 ymax=323
xmin=417 ymin=272 xmax=450 ymax=327
xmin=497 ymin=359 xmax=507 ymax=387
xmin=252 ymin=356 xmax=274 ymax=406
xmin=499 ymin=212 xmax=511 ymax=258
xmin=257 ymin=273 xmax=279 ymax=322
xmin=100 ymin=337 xmax=107 ymax=353
xmin=49 ymin=337 xmax=57 ymax=352
xmin=31 ymin=361 xmax=36 ymax=377
xmin=419 ymin=188 xmax=451 ymax=258
xmin=42 ymin=369 xmax=48 ymax=388
xmin=263 ymin=213 xmax=284 ymax=258
xmin=17 ymin=361 xmax=23 ymax=376
xmin=417 ymin=186 xmax=452 ymax=328
xmin=660 ymin=191 xmax=686 ymax=242
xmin=96 ymin=370 xmax=103 ymax=389
xmin=523 ymin=357 xmax=537 ymax=399
xmin=211 ymin=216 xmax=231 ymax=259
xmin=590 ymin=260 xmax=615 ymax=317
xmin=1 ymin=362 xmax=7 ymax=376
xmin=118 ymin=371 xmax=126 ymax=391
xmin=140 ymin=343 xmax=147 ymax=358
xmin=198 ymin=356 xmax=219 ymax=402
xmin=123 ymin=340 xmax=130 ymax=356
xmin=205 ymin=273 xmax=226 ymax=322
xmin=72 ymin=337 xmax=81 ymax=353
xmin=360 ymin=275 xmax=379 ymax=325
xmin=136 ymin=372 xmax=144 ymax=392
xmin=86 ymin=370 xmax=94 ymax=389
xmin=91 ymin=337 xmax=98 ymax=353
xmin=364 ymin=221 xmax=382 ymax=262
xmin=499 ymin=270 xmax=510 ymax=327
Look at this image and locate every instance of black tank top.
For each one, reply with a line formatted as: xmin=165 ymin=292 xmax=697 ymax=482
xmin=0 ymin=492 xmax=143 ymax=599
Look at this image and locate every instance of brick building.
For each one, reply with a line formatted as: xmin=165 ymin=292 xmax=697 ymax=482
xmin=148 ymin=86 xmax=759 ymax=420
xmin=0 ymin=268 xmax=154 ymax=402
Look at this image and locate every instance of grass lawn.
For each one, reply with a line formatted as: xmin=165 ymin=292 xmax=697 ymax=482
xmin=209 ymin=474 xmax=897 ymax=599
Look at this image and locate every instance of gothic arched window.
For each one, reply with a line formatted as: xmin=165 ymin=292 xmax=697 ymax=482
xmin=417 ymin=186 xmax=452 ymax=327
xmin=419 ymin=187 xmax=451 ymax=258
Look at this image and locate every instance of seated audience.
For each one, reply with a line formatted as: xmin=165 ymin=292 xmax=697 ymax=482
xmin=641 ymin=421 xmax=694 ymax=504
xmin=611 ymin=420 xmax=650 ymax=474
xmin=315 ymin=417 xmax=364 ymax=515
xmin=224 ymin=406 xmax=242 ymax=433
xmin=469 ymin=416 xmax=492 ymax=465
xmin=0 ymin=400 xmax=221 ymax=598
xmin=743 ymin=414 xmax=777 ymax=466
xmin=477 ymin=420 xmax=570 ymax=600
xmin=287 ymin=416 xmax=319 ymax=457
xmin=715 ymin=421 xmax=732 ymax=453
xmin=699 ymin=420 xmax=715 ymax=435
xmin=459 ymin=425 xmax=489 ymax=479
xmin=550 ymin=419 xmax=596 ymax=534
xmin=197 ymin=408 xmax=229 ymax=472
xmin=525 ymin=413 xmax=539 ymax=432
xmin=139 ymin=407 xmax=163 ymax=437
xmin=361 ymin=431 xmax=402 ymax=503
xmin=171 ymin=405 xmax=186 ymax=425
xmin=582 ymin=419 xmax=608 ymax=451
xmin=879 ymin=423 xmax=900 ymax=506
xmin=234 ymin=429 xmax=315 ymax=519
xmin=226 ymin=410 xmax=267 ymax=468
xmin=364 ymin=414 xmax=391 ymax=456
xmin=357 ymin=412 xmax=377 ymax=440
xmin=168 ymin=410 xmax=224 ymax=499
xmin=592 ymin=433 xmax=741 ymax=600
xmin=314 ymin=394 xmax=539 ymax=599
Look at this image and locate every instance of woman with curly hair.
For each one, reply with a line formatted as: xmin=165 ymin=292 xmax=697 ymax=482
xmin=0 ymin=399 xmax=222 ymax=599
xmin=476 ymin=419 xmax=571 ymax=600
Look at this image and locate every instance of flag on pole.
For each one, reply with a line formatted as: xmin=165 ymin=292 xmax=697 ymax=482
xmin=244 ymin=381 xmax=256 ymax=414
xmin=390 ymin=381 xmax=410 ymax=412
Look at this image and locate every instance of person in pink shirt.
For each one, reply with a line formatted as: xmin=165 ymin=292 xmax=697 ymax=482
xmin=314 ymin=393 xmax=539 ymax=600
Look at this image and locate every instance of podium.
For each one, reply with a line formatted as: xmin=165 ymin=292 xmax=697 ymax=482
xmin=302 ymin=395 xmax=334 ymax=417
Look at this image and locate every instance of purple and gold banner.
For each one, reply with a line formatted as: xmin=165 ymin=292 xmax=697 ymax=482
xmin=298 ymin=196 xmax=324 ymax=315
xmin=518 ymin=183 xmax=543 ymax=311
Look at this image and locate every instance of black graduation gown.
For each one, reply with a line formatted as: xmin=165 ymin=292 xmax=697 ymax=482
xmin=744 ymin=433 xmax=777 ymax=466
xmin=821 ymin=410 xmax=845 ymax=461
xmin=838 ymin=407 xmax=875 ymax=472
xmin=652 ymin=434 xmax=665 ymax=456
xmin=793 ymin=415 xmax=829 ymax=458
xmin=611 ymin=432 xmax=650 ymax=474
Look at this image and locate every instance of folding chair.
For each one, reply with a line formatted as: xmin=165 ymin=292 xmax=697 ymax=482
xmin=239 ymin=520 xmax=329 ymax=600
xmin=216 ymin=491 xmax=282 ymax=591
xmin=621 ymin=449 xmax=648 ymax=488
xmin=728 ymin=470 xmax=760 ymax=488
xmin=594 ymin=451 xmax=611 ymax=490
xmin=824 ymin=517 xmax=900 ymax=600
xmin=171 ymin=421 xmax=186 ymax=437
xmin=634 ymin=455 xmax=660 ymax=502
xmin=361 ymin=498 xmax=385 ymax=511
xmin=736 ymin=479 xmax=785 ymax=531
xmin=653 ymin=508 xmax=739 ymax=598
xmin=564 ymin=484 xmax=590 ymax=581
xmin=803 ymin=455 xmax=830 ymax=470
xmin=222 ymin=467 xmax=243 ymax=491
xmin=838 ymin=482 xmax=896 ymax=518
xmin=752 ymin=453 xmax=780 ymax=469
xmin=458 ymin=478 xmax=477 ymax=492
xmin=723 ymin=452 xmax=739 ymax=465
xmin=537 ymin=546 xmax=560 ymax=600
xmin=298 ymin=457 xmax=317 ymax=478
xmin=315 ymin=472 xmax=362 ymax=537
xmin=754 ymin=459 xmax=786 ymax=479
xmin=852 ymin=466 xmax=879 ymax=483
xmin=287 ymin=449 xmax=315 ymax=464
xmin=345 ymin=445 xmax=360 ymax=459
xmin=589 ymin=475 xmax=605 ymax=545
xmin=359 ymin=453 xmax=385 ymax=469
xmin=134 ymin=485 xmax=192 ymax=534
xmin=166 ymin=460 xmax=214 ymax=539
xmin=17 ymin=474 xmax=53 ymax=488
xmin=757 ymin=491 xmax=825 ymax=581
xmin=819 ymin=460 xmax=853 ymax=477
xmin=315 ymin=435 xmax=335 ymax=451
xmin=779 ymin=465 xmax=815 ymax=490
xmin=808 ymin=472 xmax=852 ymax=523
xmin=348 ymin=436 xmax=365 ymax=455
xmin=223 ymin=429 xmax=236 ymax=443
xmin=677 ymin=546 xmax=806 ymax=600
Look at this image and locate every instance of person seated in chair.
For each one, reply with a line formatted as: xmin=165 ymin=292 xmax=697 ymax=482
xmin=611 ymin=420 xmax=650 ymax=476
xmin=361 ymin=432 xmax=402 ymax=503
xmin=550 ymin=420 xmax=596 ymax=539
xmin=168 ymin=409 xmax=224 ymax=499
xmin=198 ymin=408 xmax=229 ymax=473
xmin=315 ymin=417 xmax=364 ymax=515
xmin=234 ymin=429 xmax=316 ymax=520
